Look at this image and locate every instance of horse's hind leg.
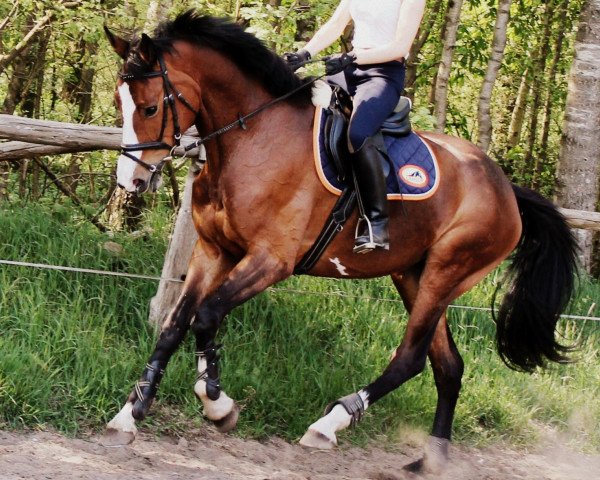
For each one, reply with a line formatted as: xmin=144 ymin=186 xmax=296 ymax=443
xmin=298 ymin=267 xmax=426 ymax=451
xmin=392 ymin=271 xmax=464 ymax=473
xmin=301 ymin=237 xmax=504 ymax=468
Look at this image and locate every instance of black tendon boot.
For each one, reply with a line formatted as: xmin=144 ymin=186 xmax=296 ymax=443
xmin=352 ymin=136 xmax=390 ymax=253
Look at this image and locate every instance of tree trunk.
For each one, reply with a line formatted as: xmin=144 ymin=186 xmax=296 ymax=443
xmin=556 ymin=0 xmax=600 ymax=271
xmin=31 ymin=160 xmax=40 ymax=200
xmin=532 ymin=2 xmax=569 ymax=190
xmin=405 ymin=0 xmax=445 ymax=98
xmin=294 ymin=0 xmax=314 ymax=43
xmin=433 ymin=0 xmax=464 ymax=133
xmin=477 ymin=0 xmax=511 ymax=153
xmin=523 ymin=1 xmax=554 ymax=183
xmin=1 ymin=14 xmax=36 ymax=115
xmin=506 ymin=68 xmax=531 ymax=153
xmin=0 ymin=162 xmax=9 ymax=202
xmin=63 ymin=38 xmax=98 ymax=193
xmin=145 ymin=0 xmax=172 ymax=30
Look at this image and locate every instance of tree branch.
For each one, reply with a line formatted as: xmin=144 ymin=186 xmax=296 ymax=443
xmin=33 ymin=157 xmax=107 ymax=232
xmin=0 ymin=1 xmax=82 ymax=75
xmin=0 ymin=2 xmax=19 ymax=34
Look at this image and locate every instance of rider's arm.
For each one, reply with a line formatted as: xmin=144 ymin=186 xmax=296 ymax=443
xmin=303 ymin=0 xmax=352 ymax=57
xmin=353 ymin=0 xmax=426 ymax=65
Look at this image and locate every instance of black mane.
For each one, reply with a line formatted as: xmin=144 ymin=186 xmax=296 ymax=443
xmin=124 ymin=10 xmax=312 ymax=105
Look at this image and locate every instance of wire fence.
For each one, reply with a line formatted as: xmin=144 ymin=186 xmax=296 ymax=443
xmin=1 ymin=258 xmax=599 ymax=323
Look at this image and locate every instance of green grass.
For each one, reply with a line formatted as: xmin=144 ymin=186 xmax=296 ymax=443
xmin=0 ymin=204 xmax=599 ymax=451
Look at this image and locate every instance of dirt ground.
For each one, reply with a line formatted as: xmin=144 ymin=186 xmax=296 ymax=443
xmin=0 ymin=427 xmax=598 ymax=480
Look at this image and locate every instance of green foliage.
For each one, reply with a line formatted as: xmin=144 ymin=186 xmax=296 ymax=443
xmin=0 ymin=205 xmax=598 ymax=449
xmin=0 ymin=0 xmax=586 ymax=201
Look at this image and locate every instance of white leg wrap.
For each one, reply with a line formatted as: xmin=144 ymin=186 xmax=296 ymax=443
xmin=106 ymin=402 xmax=137 ymax=435
xmin=300 ymin=390 xmax=369 ymax=448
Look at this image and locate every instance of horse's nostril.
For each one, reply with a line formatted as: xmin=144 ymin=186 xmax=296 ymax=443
xmin=132 ymin=178 xmax=146 ymax=190
xmin=133 ymin=178 xmax=147 ymax=194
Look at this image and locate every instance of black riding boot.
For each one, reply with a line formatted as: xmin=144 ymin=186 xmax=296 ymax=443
xmin=352 ymin=136 xmax=390 ymax=254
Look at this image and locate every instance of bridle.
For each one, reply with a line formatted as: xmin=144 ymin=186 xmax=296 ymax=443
xmin=118 ymin=53 xmax=199 ymax=183
xmin=117 ymin=50 xmax=328 ymax=189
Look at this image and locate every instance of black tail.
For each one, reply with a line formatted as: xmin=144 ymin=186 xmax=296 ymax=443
xmin=494 ymin=185 xmax=579 ymax=372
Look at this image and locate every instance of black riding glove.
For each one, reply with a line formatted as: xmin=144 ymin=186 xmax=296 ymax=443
xmin=325 ymin=52 xmax=356 ymax=75
xmin=283 ymin=50 xmax=311 ymax=72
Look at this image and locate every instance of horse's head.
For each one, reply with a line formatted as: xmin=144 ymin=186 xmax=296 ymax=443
xmin=105 ymin=27 xmax=200 ymax=194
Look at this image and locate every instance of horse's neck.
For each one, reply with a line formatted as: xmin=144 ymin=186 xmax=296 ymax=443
xmin=179 ymin=48 xmax=273 ymax=167
xmin=172 ymin=44 xmax=316 ymax=205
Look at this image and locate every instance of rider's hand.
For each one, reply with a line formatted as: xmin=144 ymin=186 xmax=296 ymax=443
xmin=283 ymin=50 xmax=311 ymax=72
xmin=324 ymin=52 xmax=356 ymax=76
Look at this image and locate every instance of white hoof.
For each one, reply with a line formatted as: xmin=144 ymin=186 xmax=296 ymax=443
xmin=213 ymin=402 xmax=240 ymax=433
xmin=99 ymin=428 xmax=136 ymax=447
xmin=299 ymin=429 xmax=337 ymax=450
xmin=104 ymin=402 xmax=137 ymax=447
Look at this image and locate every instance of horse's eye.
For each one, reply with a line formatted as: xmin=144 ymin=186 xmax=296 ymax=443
xmin=144 ymin=106 xmax=158 ymax=117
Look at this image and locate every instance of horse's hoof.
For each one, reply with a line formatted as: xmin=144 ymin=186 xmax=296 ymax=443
xmin=213 ymin=402 xmax=239 ymax=433
xmin=299 ymin=429 xmax=337 ymax=450
xmin=99 ymin=428 xmax=136 ymax=447
xmin=402 ymin=458 xmax=424 ymax=473
xmin=422 ymin=436 xmax=449 ymax=474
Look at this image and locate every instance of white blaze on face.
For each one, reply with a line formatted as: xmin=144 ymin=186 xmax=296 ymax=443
xmin=117 ymin=82 xmax=143 ymax=192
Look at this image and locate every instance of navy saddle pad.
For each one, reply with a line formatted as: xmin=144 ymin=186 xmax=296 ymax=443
xmin=313 ymin=109 xmax=440 ymax=201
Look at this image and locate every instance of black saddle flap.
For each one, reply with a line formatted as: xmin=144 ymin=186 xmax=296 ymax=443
xmin=381 ymin=97 xmax=412 ymax=137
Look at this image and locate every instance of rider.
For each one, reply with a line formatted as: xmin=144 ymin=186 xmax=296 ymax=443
xmin=284 ymin=0 xmax=426 ymax=254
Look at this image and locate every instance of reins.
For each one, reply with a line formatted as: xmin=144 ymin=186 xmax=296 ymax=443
xmin=182 ymin=67 xmax=328 ymax=154
xmin=119 ymin=51 xmax=329 ymax=180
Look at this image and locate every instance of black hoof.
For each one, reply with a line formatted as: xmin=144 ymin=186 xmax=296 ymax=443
xmin=402 ymin=458 xmax=424 ymax=474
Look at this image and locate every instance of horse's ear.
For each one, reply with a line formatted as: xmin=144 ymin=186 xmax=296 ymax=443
xmin=138 ymin=33 xmax=157 ymax=65
xmin=104 ymin=26 xmax=130 ymax=60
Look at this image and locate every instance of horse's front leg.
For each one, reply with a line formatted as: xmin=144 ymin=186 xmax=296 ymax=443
xmin=100 ymin=240 xmax=235 ymax=446
xmin=191 ymin=248 xmax=294 ymax=432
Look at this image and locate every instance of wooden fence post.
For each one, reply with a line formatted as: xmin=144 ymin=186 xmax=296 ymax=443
xmin=148 ymin=159 xmax=203 ymax=325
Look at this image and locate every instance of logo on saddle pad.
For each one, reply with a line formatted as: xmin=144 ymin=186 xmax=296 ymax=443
xmin=399 ymin=165 xmax=429 ymax=188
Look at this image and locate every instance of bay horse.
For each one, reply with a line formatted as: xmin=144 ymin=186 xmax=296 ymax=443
xmin=102 ymin=10 xmax=577 ymax=473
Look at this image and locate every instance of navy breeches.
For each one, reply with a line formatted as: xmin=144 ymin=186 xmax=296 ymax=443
xmin=331 ymin=60 xmax=406 ymax=151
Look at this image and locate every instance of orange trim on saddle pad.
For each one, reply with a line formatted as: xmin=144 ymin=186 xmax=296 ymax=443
xmin=312 ymin=108 xmax=440 ymax=201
